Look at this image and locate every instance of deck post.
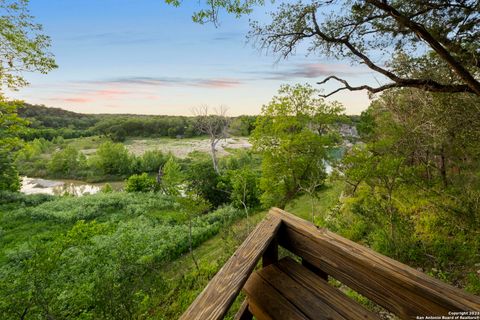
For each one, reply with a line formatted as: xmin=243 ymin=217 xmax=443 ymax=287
xmin=233 ymin=299 xmax=253 ymax=320
xmin=302 ymin=258 xmax=328 ymax=280
xmin=262 ymin=237 xmax=278 ymax=268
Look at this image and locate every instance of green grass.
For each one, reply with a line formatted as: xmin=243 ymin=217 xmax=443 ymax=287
xmin=153 ymin=209 xmax=266 ymax=319
xmin=285 ymin=179 xmax=345 ymax=223
xmin=65 ymin=135 xmax=110 ymax=151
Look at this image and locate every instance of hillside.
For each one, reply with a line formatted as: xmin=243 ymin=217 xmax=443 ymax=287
xmin=17 ymin=104 xmax=257 ymax=141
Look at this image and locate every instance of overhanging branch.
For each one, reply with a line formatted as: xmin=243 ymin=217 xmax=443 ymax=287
xmin=317 ymin=75 xmax=474 ymax=97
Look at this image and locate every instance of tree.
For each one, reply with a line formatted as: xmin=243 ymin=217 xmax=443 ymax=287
xmin=161 ymin=156 xmax=184 ymax=196
xmin=171 ymin=0 xmax=480 ymax=96
xmin=251 ymin=83 xmax=343 ymax=208
xmin=47 ymin=145 xmax=83 ymax=178
xmin=177 ymin=193 xmax=210 ymax=271
xmin=0 ymin=0 xmax=56 ymax=190
xmin=193 ymin=106 xmax=230 ymax=174
xmin=298 ymin=157 xmax=326 ymax=223
xmin=0 ymin=0 xmax=57 ymax=89
xmin=185 ymin=156 xmax=229 ymax=207
xmin=228 ymin=167 xmax=260 ymax=231
xmin=253 ymin=1 xmax=480 ymax=96
xmin=92 ymin=141 xmax=132 ymax=176
xmin=0 ymin=100 xmax=28 ymax=191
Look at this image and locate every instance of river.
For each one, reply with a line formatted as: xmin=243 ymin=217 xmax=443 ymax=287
xmin=20 ymin=176 xmax=123 ymax=196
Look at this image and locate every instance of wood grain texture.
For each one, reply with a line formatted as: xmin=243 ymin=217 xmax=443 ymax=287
xmin=275 ymin=257 xmax=381 ymax=320
xmin=270 ymin=208 xmax=480 ymax=319
xmin=257 ymin=263 xmax=348 ymax=319
xmin=243 ymin=272 xmax=309 ymax=320
xmin=180 ymin=213 xmax=282 ymax=320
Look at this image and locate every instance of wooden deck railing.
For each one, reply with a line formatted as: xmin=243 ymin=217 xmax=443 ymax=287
xmin=180 ymin=208 xmax=480 ymax=320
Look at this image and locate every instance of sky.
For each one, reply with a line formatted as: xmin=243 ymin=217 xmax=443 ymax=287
xmin=7 ymin=0 xmax=379 ymax=116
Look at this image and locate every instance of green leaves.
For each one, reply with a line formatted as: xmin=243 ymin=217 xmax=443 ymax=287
xmin=0 ymin=0 xmax=57 ymax=89
xmin=0 ymin=192 xmax=243 ymax=319
xmin=251 ymin=84 xmax=344 ymax=208
xmin=161 ymin=156 xmax=184 ymax=196
xmin=0 ymin=100 xmax=28 ymax=191
xmin=125 ymin=172 xmax=158 ymax=193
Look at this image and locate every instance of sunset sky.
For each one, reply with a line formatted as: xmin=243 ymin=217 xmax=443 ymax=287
xmin=8 ymin=0 xmax=379 ymax=116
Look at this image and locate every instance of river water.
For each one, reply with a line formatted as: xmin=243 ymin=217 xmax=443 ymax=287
xmin=20 ymin=176 xmax=123 ymax=196
xmin=20 ymin=162 xmax=331 ymax=197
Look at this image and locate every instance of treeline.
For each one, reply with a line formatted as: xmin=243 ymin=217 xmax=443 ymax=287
xmin=17 ymin=104 xmax=257 ymax=141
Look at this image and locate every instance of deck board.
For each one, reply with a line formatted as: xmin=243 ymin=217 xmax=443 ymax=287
xmin=243 ymin=272 xmax=309 ymax=320
xmin=243 ymin=257 xmax=381 ymax=320
xmin=276 ymin=257 xmax=381 ymax=320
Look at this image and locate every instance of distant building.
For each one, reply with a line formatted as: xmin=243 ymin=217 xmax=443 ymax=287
xmin=338 ymin=124 xmax=359 ymax=139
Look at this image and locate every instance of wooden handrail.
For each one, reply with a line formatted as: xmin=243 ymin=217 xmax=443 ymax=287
xmin=179 ymin=213 xmax=282 ymax=320
xmin=270 ymin=207 xmax=480 ymax=318
xmin=181 ymin=208 xmax=479 ymax=319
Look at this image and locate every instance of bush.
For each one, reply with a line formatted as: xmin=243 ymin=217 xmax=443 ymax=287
xmin=93 ymin=141 xmax=132 ymax=175
xmin=125 ymin=173 xmax=158 ymax=193
xmin=0 ymin=192 xmax=243 ymax=319
xmin=138 ymin=150 xmax=166 ymax=173
xmin=47 ymin=145 xmax=85 ymax=178
xmin=0 ymin=191 xmax=54 ymax=206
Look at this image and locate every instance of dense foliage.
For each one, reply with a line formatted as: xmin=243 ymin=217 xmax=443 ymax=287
xmin=331 ymin=88 xmax=480 ymax=293
xmin=251 ymin=84 xmax=344 ymax=208
xmin=0 ymin=192 xmax=244 ymax=319
xmin=0 ymin=101 xmax=28 ymax=191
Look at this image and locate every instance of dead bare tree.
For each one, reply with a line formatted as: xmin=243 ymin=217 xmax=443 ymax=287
xmin=193 ymin=105 xmax=230 ymax=174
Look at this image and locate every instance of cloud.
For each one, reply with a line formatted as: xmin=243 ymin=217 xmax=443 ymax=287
xmin=62 ymin=97 xmax=93 ymax=103
xmin=192 ymin=79 xmax=241 ymax=88
xmin=50 ymin=88 xmax=135 ymax=104
xmin=63 ymin=31 xmax=164 ymax=46
xmin=246 ymin=63 xmax=370 ymax=80
xmin=96 ymin=76 xmax=243 ymax=88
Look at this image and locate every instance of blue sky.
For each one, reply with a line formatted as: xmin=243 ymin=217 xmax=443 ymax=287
xmin=8 ymin=0 xmax=375 ymax=115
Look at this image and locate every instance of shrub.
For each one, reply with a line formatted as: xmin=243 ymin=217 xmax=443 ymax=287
xmin=138 ymin=150 xmax=166 ymax=173
xmin=47 ymin=145 xmax=84 ymax=177
xmin=125 ymin=173 xmax=158 ymax=193
xmin=93 ymin=141 xmax=132 ymax=175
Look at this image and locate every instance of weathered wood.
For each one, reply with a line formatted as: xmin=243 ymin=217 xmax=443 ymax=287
xmin=243 ymin=272 xmax=309 ymax=320
xmin=257 ymin=263 xmax=346 ymax=319
xmin=262 ymin=237 xmax=278 ymax=268
xmin=270 ymin=208 xmax=480 ymax=319
xmin=276 ymin=257 xmax=381 ymax=320
xmin=233 ymin=299 xmax=253 ymax=320
xmin=302 ymin=258 xmax=328 ymax=280
xmin=180 ymin=214 xmax=282 ymax=320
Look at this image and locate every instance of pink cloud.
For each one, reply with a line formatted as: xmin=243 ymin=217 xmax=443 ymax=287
xmin=95 ymin=89 xmax=130 ymax=97
xmin=62 ymin=97 xmax=93 ymax=103
xmin=50 ymin=87 xmax=135 ymax=104
xmin=193 ymin=79 xmax=241 ymax=88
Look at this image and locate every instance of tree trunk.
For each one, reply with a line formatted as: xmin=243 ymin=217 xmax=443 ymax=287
xmin=310 ymin=194 xmax=315 ymax=223
xmin=210 ymin=140 xmax=219 ymax=174
xmin=440 ymin=146 xmax=448 ymax=188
